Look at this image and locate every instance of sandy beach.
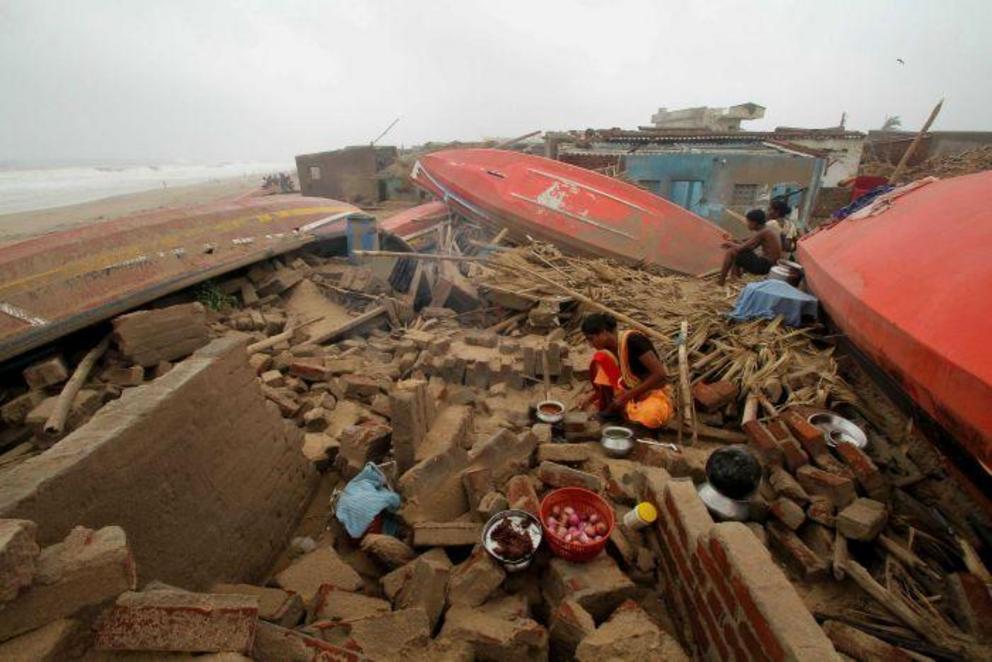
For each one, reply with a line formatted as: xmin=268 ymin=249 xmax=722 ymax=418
xmin=0 ymin=177 xmax=261 ymax=244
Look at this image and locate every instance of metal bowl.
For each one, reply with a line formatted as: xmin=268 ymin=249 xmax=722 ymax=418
xmin=536 ymin=400 xmax=566 ymax=424
xmin=482 ymin=509 xmax=543 ymax=572
xmin=601 ymin=426 xmax=634 ymax=458
xmin=807 ymin=412 xmax=867 ymax=449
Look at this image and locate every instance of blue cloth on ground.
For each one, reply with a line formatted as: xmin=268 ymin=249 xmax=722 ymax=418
xmin=335 ymin=463 xmax=402 ymax=538
xmin=728 ymin=280 xmax=819 ymax=328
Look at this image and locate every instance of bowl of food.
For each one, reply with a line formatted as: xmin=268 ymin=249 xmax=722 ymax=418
xmin=539 ymin=487 xmax=615 ymax=562
xmin=601 ymin=426 xmax=634 ymax=458
xmin=536 ymin=400 xmax=566 ymax=424
xmin=482 ymin=509 xmax=543 ymax=572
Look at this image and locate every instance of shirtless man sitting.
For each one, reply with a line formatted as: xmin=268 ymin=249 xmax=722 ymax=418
xmin=717 ymin=209 xmax=781 ymax=285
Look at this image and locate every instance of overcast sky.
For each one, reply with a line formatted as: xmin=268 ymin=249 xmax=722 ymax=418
xmin=2 ymin=0 xmax=990 ymax=164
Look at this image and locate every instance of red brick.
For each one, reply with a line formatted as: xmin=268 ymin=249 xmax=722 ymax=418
xmin=777 ymin=438 xmax=809 ymax=473
xmin=709 ymin=535 xmax=733 ymax=578
xmin=288 ymin=360 xmax=328 ymax=382
xmin=695 ymin=586 xmax=723 ymax=654
xmin=698 ymin=540 xmax=734 ymax=611
xmin=723 ymin=622 xmax=749 ymax=662
xmin=781 ymin=410 xmax=827 ymax=456
xmin=743 ymin=421 xmax=783 ymax=466
xmin=834 ymin=442 xmax=890 ymax=501
xmin=806 ymin=497 xmax=836 ymax=527
xmin=737 ymin=624 xmax=768 ymax=662
xmin=692 ymin=380 xmax=739 ymax=412
xmin=664 ymin=481 xmax=715 ymax=550
xmin=795 ymin=466 xmax=856 ymax=508
xmin=769 ymin=498 xmax=806 ymax=531
xmin=536 ymin=460 xmax=604 ymax=492
xmin=95 ymin=590 xmax=257 ymax=653
xmin=811 ymin=451 xmax=855 ymax=479
xmin=705 ymin=588 xmax=726 ymax=627
xmin=505 ymin=474 xmax=540 ymax=516
xmin=765 ymin=521 xmax=829 ymax=579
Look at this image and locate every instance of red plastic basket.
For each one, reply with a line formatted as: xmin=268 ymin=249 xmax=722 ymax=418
xmin=539 ymin=487 xmax=615 ymax=562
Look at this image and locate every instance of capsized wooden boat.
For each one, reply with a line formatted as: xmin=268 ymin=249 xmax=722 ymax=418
xmin=798 ymin=172 xmax=992 ymax=473
xmin=378 ymin=201 xmax=448 ymax=241
xmin=411 ymin=149 xmax=726 ymax=275
xmin=0 ymin=193 xmax=359 ymax=362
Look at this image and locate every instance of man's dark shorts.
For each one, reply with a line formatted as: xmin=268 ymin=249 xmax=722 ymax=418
xmin=735 ymin=249 xmax=773 ymax=275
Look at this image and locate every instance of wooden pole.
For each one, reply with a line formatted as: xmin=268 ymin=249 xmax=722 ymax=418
xmin=245 ymin=316 xmax=323 ymax=354
xmin=888 ymin=99 xmax=944 ymax=184
xmin=353 ymin=250 xmax=489 ymax=263
xmin=678 ymin=320 xmax=697 ymax=445
xmin=44 ymin=335 xmax=110 ymax=436
xmin=542 ymin=349 xmax=552 ymax=400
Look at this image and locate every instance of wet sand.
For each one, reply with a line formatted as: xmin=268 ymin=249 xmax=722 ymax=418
xmin=0 ymin=177 xmax=260 ymax=245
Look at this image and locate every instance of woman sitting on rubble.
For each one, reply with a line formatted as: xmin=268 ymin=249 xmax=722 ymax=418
xmin=580 ymin=313 xmax=674 ymax=431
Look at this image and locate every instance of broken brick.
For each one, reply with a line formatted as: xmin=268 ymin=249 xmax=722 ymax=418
xmin=274 ymin=545 xmax=362 ymax=604
xmin=767 ymin=466 xmax=810 ymax=504
xmin=743 ymin=420 xmax=783 ymax=466
xmin=766 ymin=520 xmax=829 ymax=580
xmin=0 ymin=618 xmax=82 ymax=660
xmin=537 ymin=443 xmax=595 ymax=464
xmin=836 ymin=498 xmax=888 ymax=541
xmin=95 ymin=590 xmax=258 ymax=653
xmin=505 ymin=474 xmax=541 ymax=516
xmin=0 ymin=518 xmax=39 ymax=602
xmin=548 ymin=598 xmax=596 ymax=660
xmin=22 ymin=355 xmax=69 ymax=389
xmin=210 ymin=583 xmax=303 ymax=627
xmin=537 ymin=460 xmax=604 ymax=492
xmin=380 ymin=549 xmax=451 ymax=629
xmin=346 ymin=607 xmax=432 ymax=660
xmin=543 ymin=554 xmax=634 ymax=621
xmin=112 ymin=302 xmax=210 ymax=367
xmin=691 ymin=380 xmax=738 ymax=412
xmin=308 ymin=584 xmax=390 ymax=624
xmin=288 ymin=359 xmax=328 ymax=382
xmin=447 ymin=546 xmax=506 ymax=607
xmin=0 ymin=525 xmax=137 ymax=641
xmin=807 ymin=497 xmax=836 ymax=527
xmin=253 ymin=620 xmax=364 ymax=662
xmin=359 ymin=534 xmax=416 ymax=569
xmin=412 ymin=522 xmax=482 ymax=547
xmin=795 ymin=466 xmax=856 ymax=508
xmin=833 ymin=441 xmax=891 ymax=501
xmin=576 ymin=599 xmax=685 ymax=661
xmin=769 ymin=497 xmax=806 ymax=530
xmin=442 ymin=603 xmax=548 ymax=661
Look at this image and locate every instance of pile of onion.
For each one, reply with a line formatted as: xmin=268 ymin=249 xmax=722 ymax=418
xmin=545 ymin=504 xmax=608 ymax=545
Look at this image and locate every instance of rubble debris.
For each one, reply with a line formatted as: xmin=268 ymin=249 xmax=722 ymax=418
xmin=211 ymin=583 xmax=304 ymax=627
xmin=0 ymin=518 xmax=39 ymax=602
xmin=0 ymin=618 xmax=83 ymax=660
xmin=0 ymin=525 xmax=137 ymax=641
xmin=548 ymin=598 xmax=596 ymax=660
xmin=274 ymin=545 xmax=363 ymax=604
xmin=575 ymin=599 xmax=688 ymax=661
xmin=381 ymin=548 xmax=451 ymax=630
xmin=836 ymin=497 xmax=888 ymax=541
xmin=95 ymin=590 xmax=258 ymax=653
xmin=412 ymin=521 xmax=482 ymax=547
xmin=447 ymin=546 xmax=506 ymax=607
xmin=543 ymin=554 xmax=635 ymax=621
xmin=360 ymin=533 xmax=416 ymax=569
xmin=22 ymin=355 xmax=69 ymax=389
xmin=112 ymin=302 xmax=210 ymax=367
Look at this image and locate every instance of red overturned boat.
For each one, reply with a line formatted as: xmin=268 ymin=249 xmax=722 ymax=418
xmin=411 ymin=149 xmax=726 ymax=275
xmin=799 ymin=172 xmax=992 ymax=474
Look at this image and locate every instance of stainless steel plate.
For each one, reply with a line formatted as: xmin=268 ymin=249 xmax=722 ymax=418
xmin=807 ymin=412 xmax=868 ymax=449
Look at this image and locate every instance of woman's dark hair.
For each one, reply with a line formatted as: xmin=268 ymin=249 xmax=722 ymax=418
xmin=745 ymin=209 xmax=767 ymax=225
xmin=769 ymin=198 xmax=792 ymax=217
xmin=706 ymin=446 xmax=761 ymax=500
xmin=581 ymin=312 xmax=617 ymax=335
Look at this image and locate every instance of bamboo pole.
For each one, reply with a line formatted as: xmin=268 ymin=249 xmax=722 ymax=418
xmin=888 ymin=99 xmax=943 ymax=184
xmin=245 ymin=316 xmax=323 ymax=354
xmin=353 ymin=250 xmax=488 ymax=263
xmin=678 ymin=320 xmax=697 ymax=445
xmin=44 ymin=335 xmax=111 ymax=436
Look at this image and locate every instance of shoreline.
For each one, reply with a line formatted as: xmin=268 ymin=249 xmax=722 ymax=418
xmin=0 ymin=177 xmax=263 ymax=245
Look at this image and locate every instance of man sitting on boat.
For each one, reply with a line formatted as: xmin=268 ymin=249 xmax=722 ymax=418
xmin=717 ymin=209 xmax=782 ymax=285
xmin=580 ymin=313 xmax=674 ymax=431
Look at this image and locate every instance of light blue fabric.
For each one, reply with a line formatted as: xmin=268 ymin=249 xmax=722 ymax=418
xmin=728 ymin=280 xmax=818 ymax=328
xmin=335 ymin=463 xmax=402 ymax=538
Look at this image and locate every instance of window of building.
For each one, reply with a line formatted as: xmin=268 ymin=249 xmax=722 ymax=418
xmin=731 ymin=183 xmax=759 ymax=207
xmin=309 ymin=165 xmax=321 ymax=180
xmin=637 ymin=179 xmax=661 ymax=194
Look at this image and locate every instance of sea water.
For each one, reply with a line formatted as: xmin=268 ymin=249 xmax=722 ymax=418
xmin=0 ymin=161 xmax=292 ymax=215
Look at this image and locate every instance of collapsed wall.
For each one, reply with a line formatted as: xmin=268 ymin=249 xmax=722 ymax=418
xmin=642 ymin=473 xmax=841 ymax=661
xmin=0 ymin=335 xmax=317 ymax=589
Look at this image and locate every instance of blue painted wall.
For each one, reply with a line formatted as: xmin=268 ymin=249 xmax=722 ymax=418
xmin=624 ymin=151 xmax=820 ymax=231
